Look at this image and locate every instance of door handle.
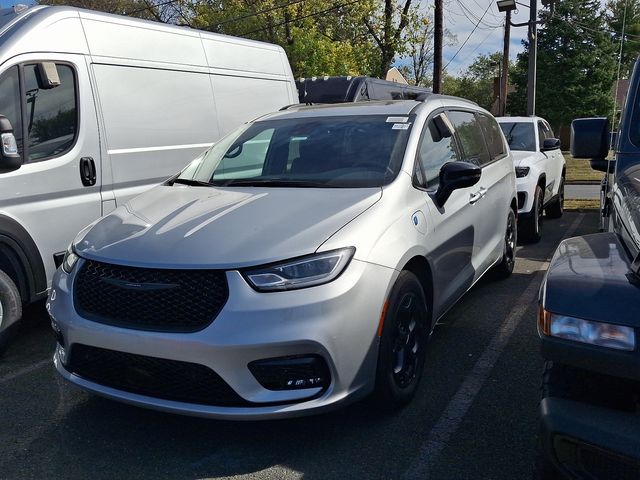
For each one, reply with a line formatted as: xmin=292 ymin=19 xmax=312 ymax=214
xmin=80 ymin=157 xmax=97 ymax=187
xmin=469 ymin=187 xmax=487 ymax=204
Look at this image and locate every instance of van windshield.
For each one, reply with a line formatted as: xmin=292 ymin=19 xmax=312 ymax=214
xmin=499 ymin=122 xmax=536 ymax=152
xmin=175 ymin=115 xmax=414 ymax=188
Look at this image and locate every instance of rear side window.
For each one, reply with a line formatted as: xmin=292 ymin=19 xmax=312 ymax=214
xmin=0 ymin=66 xmax=23 ymax=157
xmin=448 ymin=110 xmax=490 ymax=166
xmin=415 ymin=117 xmax=459 ymax=189
xmin=24 ymin=64 xmax=78 ymax=161
xmin=478 ymin=114 xmax=506 ymax=162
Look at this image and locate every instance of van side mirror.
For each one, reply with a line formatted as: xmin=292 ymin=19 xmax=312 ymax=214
xmin=570 ymin=118 xmax=612 ymax=172
xmin=0 ymin=115 xmax=22 ymax=173
xmin=435 ymin=161 xmax=481 ymax=208
xmin=541 ymin=138 xmax=561 ymax=151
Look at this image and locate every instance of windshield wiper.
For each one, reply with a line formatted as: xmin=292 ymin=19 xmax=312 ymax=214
xmin=215 ymin=179 xmax=331 ymax=188
xmin=170 ymin=178 xmax=213 ymax=187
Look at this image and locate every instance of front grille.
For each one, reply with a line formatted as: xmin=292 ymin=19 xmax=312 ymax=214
xmin=555 ymin=436 xmax=640 ymax=480
xmin=74 ymin=260 xmax=228 ymax=332
xmin=68 ymin=344 xmax=248 ymax=406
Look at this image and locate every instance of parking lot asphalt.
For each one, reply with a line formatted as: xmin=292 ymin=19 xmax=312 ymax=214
xmin=0 ymin=211 xmax=598 ymax=480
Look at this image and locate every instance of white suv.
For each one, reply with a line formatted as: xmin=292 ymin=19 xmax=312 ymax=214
xmin=497 ymin=116 xmax=565 ymax=242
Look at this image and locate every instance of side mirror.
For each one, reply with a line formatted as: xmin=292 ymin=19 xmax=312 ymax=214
xmin=0 ymin=115 xmax=22 ymax=174
xmin=435 ymin=161 xmax=481 ymax=208
xmin=541 ymin=138 xmax=561 ymax=151
xmin=571 ymin=118 xmax=609 ymax=160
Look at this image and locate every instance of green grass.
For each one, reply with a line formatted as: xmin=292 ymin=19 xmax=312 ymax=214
xmin=564 ymin=198 xmax=600 ymax=211
xmin=563 ymin=152 xmax=604 ymax=183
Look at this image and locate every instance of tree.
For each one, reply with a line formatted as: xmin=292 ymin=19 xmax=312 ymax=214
xmin=39 ymin=0 xmax=192 ymax=23
xmin=607 ymin=0 xmax=640 ymax=78
xmin=508 ymin=0 xmax=616 ymax=131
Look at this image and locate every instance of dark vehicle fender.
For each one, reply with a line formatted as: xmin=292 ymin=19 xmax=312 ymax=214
xmin=0 ymin=215 xmax=47 ymax=303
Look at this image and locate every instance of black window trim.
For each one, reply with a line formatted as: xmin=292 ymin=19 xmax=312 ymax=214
xmin=412 ymin=108 xmax=464 ymax=192
xmin=477 ymin=112 xmax=509 ymax=165
xmin=17 ymin=60 xmax=80 ymax=164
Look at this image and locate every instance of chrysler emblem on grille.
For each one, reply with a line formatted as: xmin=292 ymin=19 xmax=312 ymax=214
xmin=102 ymin=278 xmax=179 ymax=291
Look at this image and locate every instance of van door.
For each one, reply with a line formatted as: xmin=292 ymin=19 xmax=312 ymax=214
xmin=0 ymin=54 xmax=102 ymax=282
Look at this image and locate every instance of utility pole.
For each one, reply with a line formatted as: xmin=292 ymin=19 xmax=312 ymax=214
xmin=500 ymin=10 xmax=511 ymax=116
xmin=527 ymin=0 xmax=538 ymax=116
xmin=433 ymin=0 xmax=443 ymax=93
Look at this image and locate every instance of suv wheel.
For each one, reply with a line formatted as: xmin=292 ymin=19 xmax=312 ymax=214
xmin=0 ymin=270 xmax=22 ymax=355
xmin=521 ymin=185 xmax=543 ymax=243
xmin=492 ymin=209 xmax=517 ymax=279
xmin=545 ymin=177 xmax=564 ymax=219
xmin=373 ymin=271 xmax=429 ymax=409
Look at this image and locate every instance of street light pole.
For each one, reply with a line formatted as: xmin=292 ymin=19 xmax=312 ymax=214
xmin=527 ymin=0 xmax=538 ymax=116
xmin=501 ymin=10 xmax=511 ymax=116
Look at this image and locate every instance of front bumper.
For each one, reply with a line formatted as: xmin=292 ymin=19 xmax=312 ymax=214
xmin=539 ymin=397 xmax=640 ymax=479
xmin=48 ymin=258 xmax=396 ymax=420
xmin=516 ymin=176 xmax=532 ymax=214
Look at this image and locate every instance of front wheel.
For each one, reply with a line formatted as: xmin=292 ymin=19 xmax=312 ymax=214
xmin=520 ymin=185 xmax=544 ymax=243
xmin=373 ymin=271 xmax=429 ymax=409
xmin=545 ymin=178 xmax=564 ymax=219
xmin=0 ymin=270 xmax=22 ymax=356
xmin=491 ymin=209 xmax=517 ymax=280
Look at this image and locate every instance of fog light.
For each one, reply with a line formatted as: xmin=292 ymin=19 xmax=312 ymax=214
xmin=249 ymin=355 xmax=330 ymax=391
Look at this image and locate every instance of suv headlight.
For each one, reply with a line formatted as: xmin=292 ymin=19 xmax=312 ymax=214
xmin=61 ymin=245 xmax=79 ymax=274
xmin=539 ymin=308 xmax=636 ymax=351
xmin=515 ymin=166 xmax=530 ymax=178
xmin=243 ymin=247 xmax=355 ymax=292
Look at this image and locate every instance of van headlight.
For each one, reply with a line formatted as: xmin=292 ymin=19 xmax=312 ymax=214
xmin=61 ymin=245 xmax=79 ymax=274
xmin=243 ymin=247 xmax=355 ymax=292
xmin=539 ymin=308 xmax=636 ymax=351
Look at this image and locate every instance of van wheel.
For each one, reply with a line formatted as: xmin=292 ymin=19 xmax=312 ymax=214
xmin=373 ymin=271 xmax=429 ymax=409
xmin=520 ymin=185 xmax=543 ymax=243
xmin=491 ymin=209 xmax=517 ymax=280
xmin=545 ymin=178 xmax=564 ymax=219
xmin=0 ymin=270 xmax=22 ymax=355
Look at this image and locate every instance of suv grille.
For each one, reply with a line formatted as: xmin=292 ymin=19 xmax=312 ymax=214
xmin=74 ymin=260 xmax=228 ymax=332
xmin=68 ymin=344 xmax=248 ymax=406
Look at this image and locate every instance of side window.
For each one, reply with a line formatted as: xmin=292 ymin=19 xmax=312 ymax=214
xmin=0 ymin=66 xmax=23 ymax=157
xmin=537 ymin=121 xmax=553 ymax=149
xmin=24 ymin=63 xmax=78 ymax=162
xmin=478 ymin=113 xmax=506 ymax=162
xmin=448 ymin=110 xmax=490 ymax=166
xmin=416 ymin=116 xmax=459 ymax=189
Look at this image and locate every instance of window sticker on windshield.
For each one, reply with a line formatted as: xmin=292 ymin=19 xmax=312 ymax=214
xmin=392 ymin=123 xmax=411 ymax=130
xmin=386 ymin=116 xmax=409 ymax=123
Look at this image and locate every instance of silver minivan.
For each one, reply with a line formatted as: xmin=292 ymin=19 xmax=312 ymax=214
xmin=0 ymin=5 xmax=297 ymax=352
xmin=49 ymin=97 xmax=517 ymax=419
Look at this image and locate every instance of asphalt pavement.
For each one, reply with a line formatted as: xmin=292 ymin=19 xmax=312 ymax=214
xmin=0 ymin=211 xmax=599 ymax=480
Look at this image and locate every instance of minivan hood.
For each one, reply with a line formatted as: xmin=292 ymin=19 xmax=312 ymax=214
xmin=75 ymin=185 xmax=382 ymax=268
xmin=510 ymin=150 xmax=538 ymax=167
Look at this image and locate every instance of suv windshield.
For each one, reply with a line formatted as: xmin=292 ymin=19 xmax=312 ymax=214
xmin=499 ymin=122 xmax=536 ymax=152
xmin=175 ymin=115 xmax=414 ymax=188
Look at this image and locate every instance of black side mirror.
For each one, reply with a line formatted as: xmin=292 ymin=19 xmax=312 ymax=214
xmin=542 ymin=138 xmax=561 ymax=151
xmin=0 ymin=115 xmax=22 ymax=174
xmin=571 ymin=118 xmax=609 ymax=159
xmin=435 ymin=161 xmax=481 ymax=208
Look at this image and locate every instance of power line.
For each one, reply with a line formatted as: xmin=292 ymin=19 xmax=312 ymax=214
xmin=124 ymin=0 xmax=180 ymax=17
xmin=444 ymin=0 xmax=494 ymax=70
xmin=203 ymin=0 xmax=307 ymax=32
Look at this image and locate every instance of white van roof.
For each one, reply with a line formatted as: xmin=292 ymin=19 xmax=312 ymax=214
xmin=0 ymin=5 xmax=292 ymax=80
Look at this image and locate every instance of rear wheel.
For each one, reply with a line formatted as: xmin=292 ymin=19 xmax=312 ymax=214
xmin=545 ymin=177 xmax=564 ymax=219
xmin=0 ymin=270 xmax=22 ymax=356
xmin=491 ymin=209 xmax=517 ymax=279
xmin=373 ymin=271 xmax=429 ymax=409
xmin=520 ymin=185 xmax=544 ymax=243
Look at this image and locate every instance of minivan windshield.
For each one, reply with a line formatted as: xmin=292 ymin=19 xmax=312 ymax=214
xmin=499 ymin=122 xmax=536 ymax=152
xmin=175 ymin=115 xmax=414 ymax=188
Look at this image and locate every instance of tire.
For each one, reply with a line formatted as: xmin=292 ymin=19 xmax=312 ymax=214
xmin=373 ymin=271 xmax=429 ymax=409
xmin=0 ymin=270 xmax=22 ymax=356
xmin=520 ymin=185 xmax=544 ymax=243
xmin=491 ymin=209 xmax=517 ymax=280
xmin=545 ymin=177 xmax=564 ymax=219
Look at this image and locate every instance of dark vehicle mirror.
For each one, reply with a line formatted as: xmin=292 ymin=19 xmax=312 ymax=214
xmin=435 ymin=161 xmax=481 ymax=208
xmin=570 ymin=118 xmax=609 ymax=160
xmin=541 ymin=138 xmax=561 ymax=151
xmin=0 ymin=115 xmax=22 ymax=173
xmin=432 ymin=113 xmax=454 ymax=141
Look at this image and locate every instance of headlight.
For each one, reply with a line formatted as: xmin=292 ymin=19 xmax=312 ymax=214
xmin=539 ymin=308 xmax=636 ymax=351
xmin=243 ymin=247 xmax=355 ymax=292
xmin=515 ymin=166 xmax=530 ymax=178
xmin=61 ymin=245 xmax=79 ymax=274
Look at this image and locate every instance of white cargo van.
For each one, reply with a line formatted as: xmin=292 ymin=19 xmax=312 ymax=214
xmin=0 ymin=5 xmax=297 ymax=351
